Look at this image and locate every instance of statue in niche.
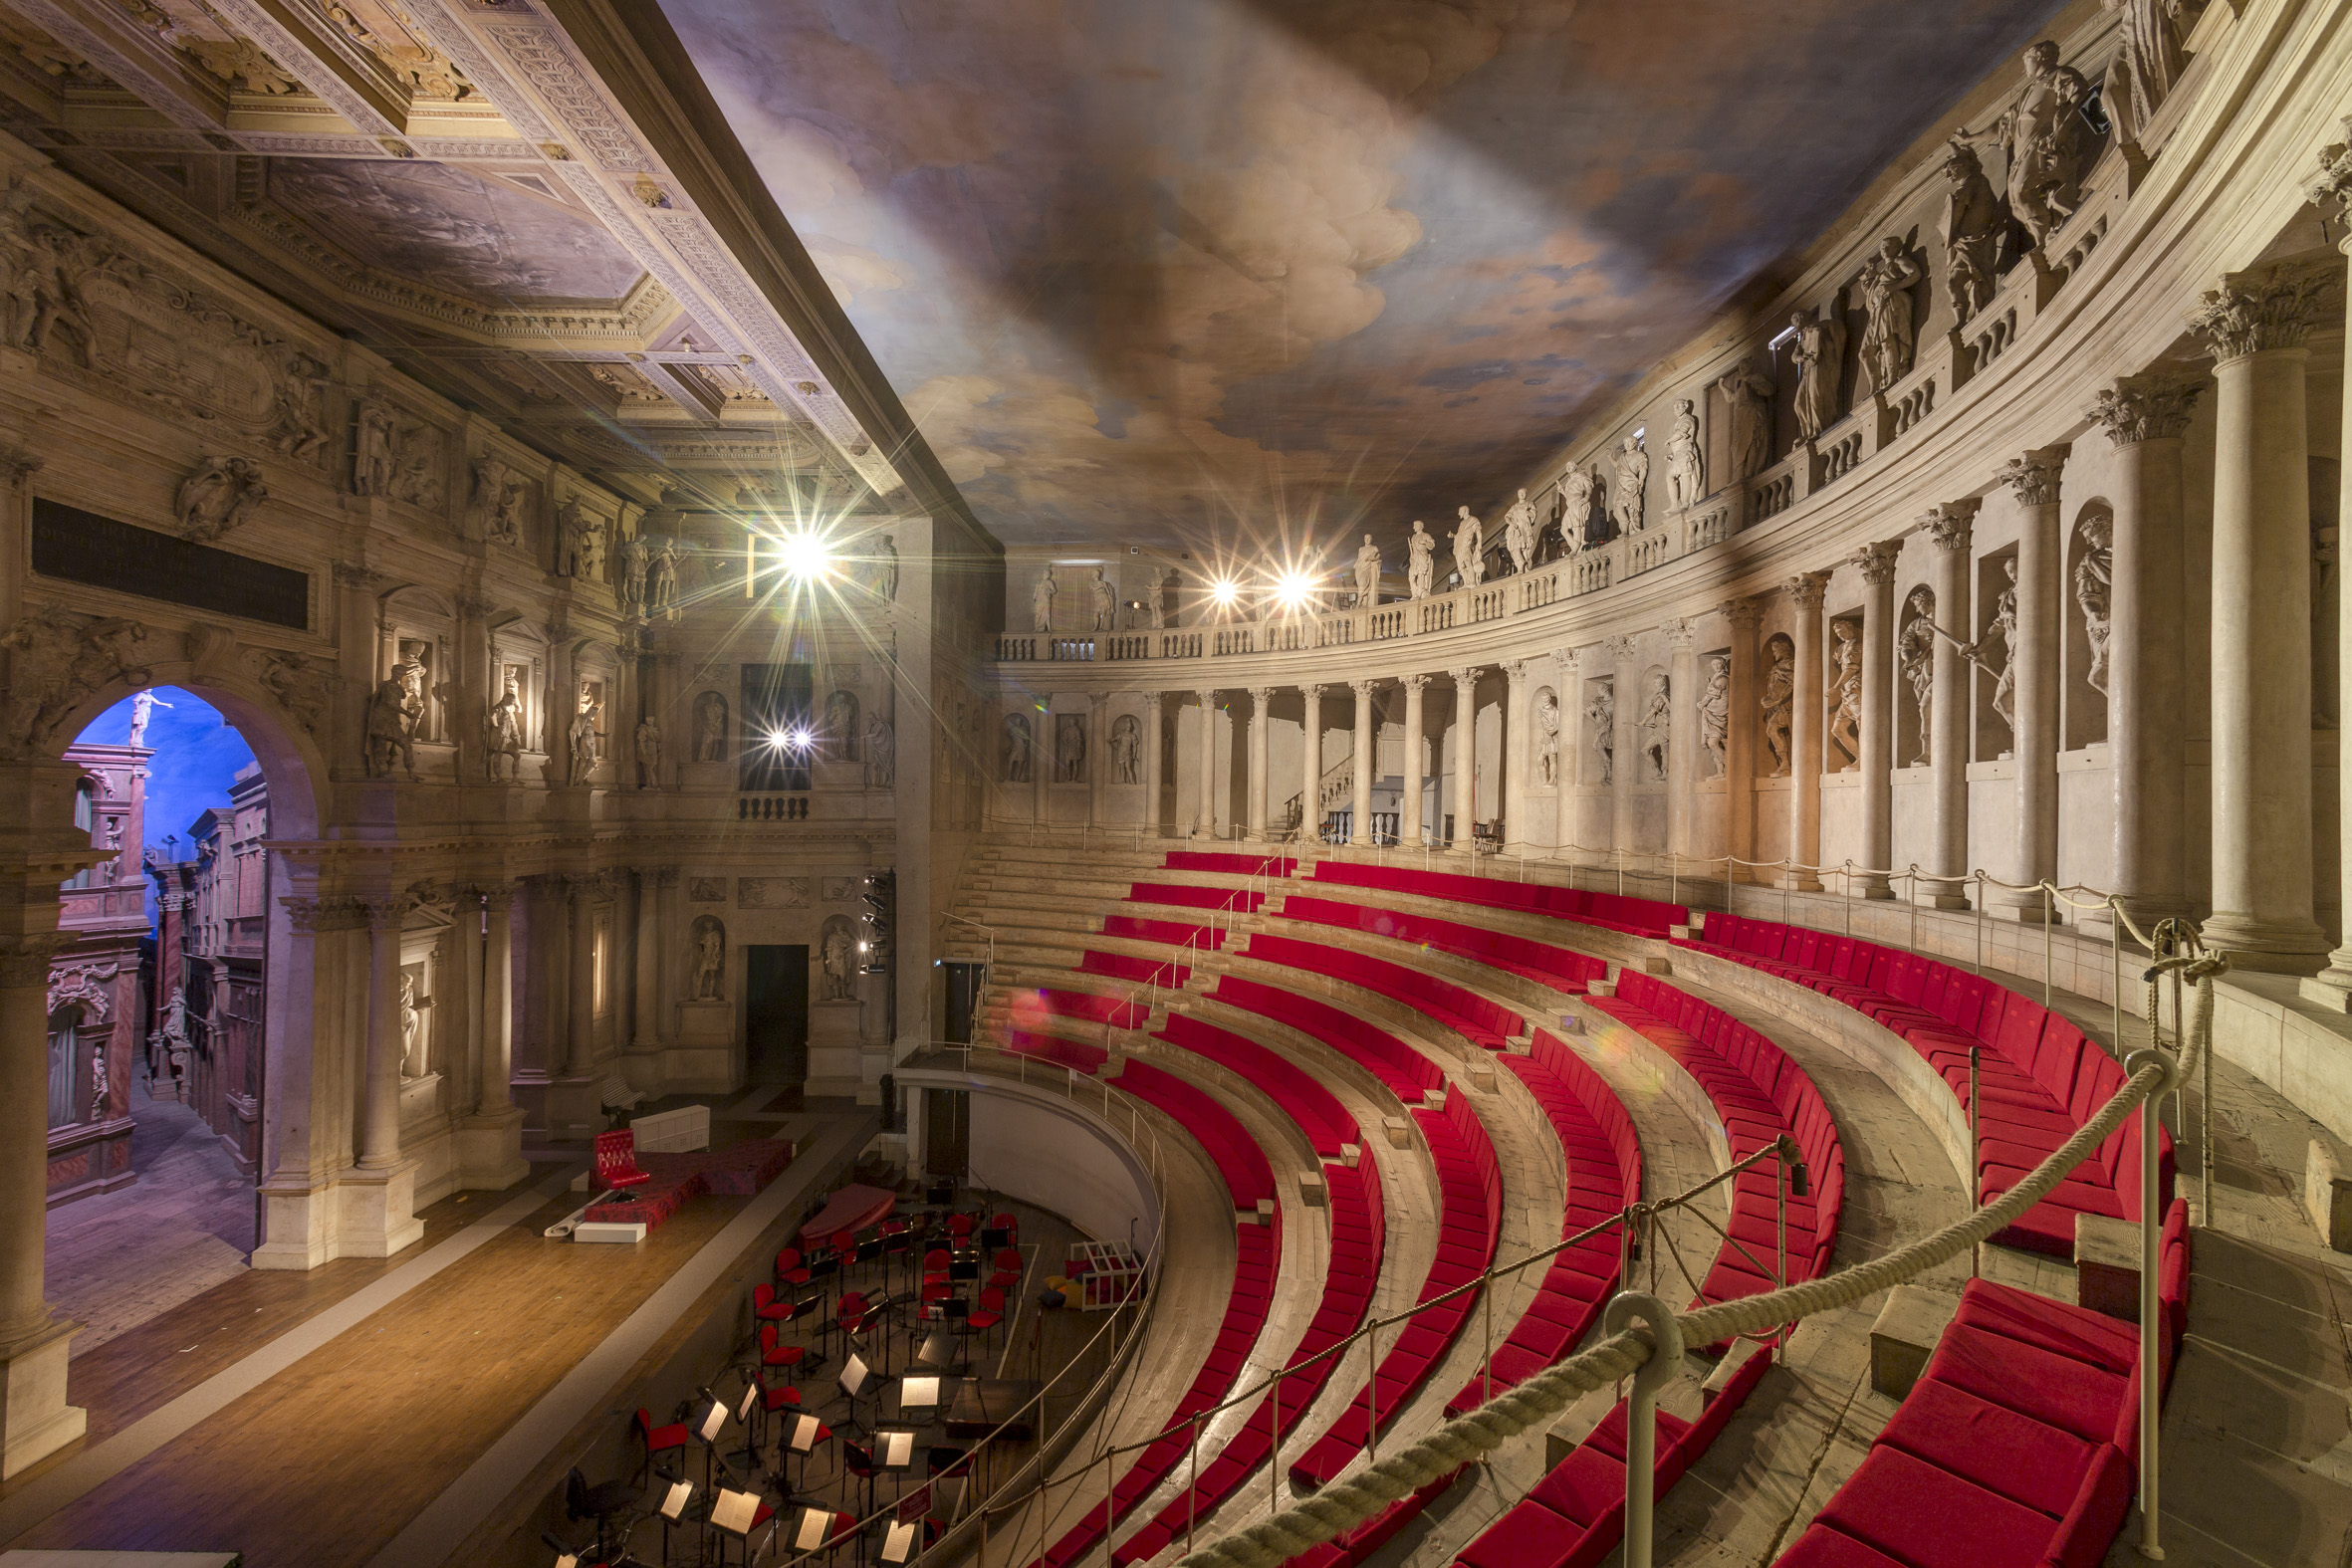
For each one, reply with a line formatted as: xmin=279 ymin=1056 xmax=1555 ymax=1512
xmin=89 ymin=1043 xmax=106 ymax=1123
xmin=693 ymin=691 xmax=728 ymax=763
xmin=474 ymin=459 xmax=524 ymax=549
xmin=871 ymin=534 xmax=898 ymax=601
xmin=690 ymin=916 xmax=726 ymax=1002
xmin=555 ymin=500 xmax=591 ymax=578
xmin=1110 ymin=713 xmax=1141 ymax=784
xmin=1855 ymin=237 xmax=1924 ymax=398
xmin=1503 ymin=490 xmax=1538 ymax=575
xmin=1715 ymin=364 xmax=1774 ymax=485
xmin=267 ymin=348 xmax=331 ymax=463
xmin=619 ymin=536 xmax=650 ymax=609
xmin=1584 ymin=681 xmax=1615 ymax=786
xmin=1032 ymin=566 xmax=1057 ymax=633
xmin=1002 ymin=713 xmax=1032 ymax=783
xmin=1788 ymin=307 xmax=1844 ymax=443
xmin=1559 ymin=465 xmax=1594 ymax=552
xmin=2075 ymin=514 xmax=2114 ymax=695
xmin=824 ymin=689 xmax=860 ymax=760
xmin=569 ymin=682 xmax=600 ymax=781
xmin=354 ymin=398 xmax=397 ymax=496
xmin=175 ymin=456 xmax=268 ymax=545
xmin=864 ymin=713 xmax=895 ymax=788
xmin=1146 ymin=570 xmax=1168 ymax=629
xmin=1665 ymin=400 xmax=1704 ymax=512
xmin=1898 ymin=588 xmax=1939 ymax=765
xmin=1355 ymin=535 xmax=1383 ymax=605
xmin=1407 ymin=521 xmax=1436 ymax=599
xmin=1452 ymin=507 xmax=1485 ymax=588
xmin=634 ymin=715 xmax=662 ymax=788
xmin=1974 ymin=557 xmax=2020 ymax=740
xmin=820 ymin=918 xmax=858 ymax=1002
xmin=1090 ymin=567 xmax=1115 ymax=631
xmin=1639 ymin=673 xmax=1672 ymax=783
xmin=399 ymin=973 xmax=421 ymax=1077
xmin=363 ymin=659 xmax=421 ymax=780
xmin=649 ymin=540 xmax=681 ymax=619
xmin=1055 ymin=714 xmax=1086 ymax=783
xmin=2102 ymin=0 xmax=2186 ymax=146
xmin=1827 ymin=620 xmax=1863 ymax=769
xmin=1533 ymin=689 xmax=1560 ymax=786
xmin=1956 ymin=41 xmax=2098 ymax=255
xmin=1700 ymin=655 xmax=1730 ymax=777
xmin=1611 ymin=436 xmax=1650 ymax=534
xmin=1940 ymin=142 xmax=2003 ymax=328
xmin=1760 ymin=635 xmax=1795 ymax=777
xmin=484 ymin=672 xmax=523 ymax=781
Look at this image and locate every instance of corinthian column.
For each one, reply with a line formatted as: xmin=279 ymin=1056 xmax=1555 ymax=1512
xmin=359 ymin=898 xmax=406 ymax=1168
xmin=1551 ymin=652 xmax=1579 ymax=856
xmin=1349 ymin=680 xmax=1376 ymax=845
xmin=1665 ymin=621 xmax=1698 ymax=868
xmin=0 ymin=921 xmax=82 ymax=1476
xmin=1449 ymin=668 xmax=1478 ymax=847
xmin=1300 ymin=685 xmax=1324 ymax=841
xmin=1194 ymin=689 xmax=1219 ymax=838
xmin=2193 ymin=264 xmax=2333 ymax=969
xmin=1786 ymin=573 xmax=1828 ymax=890
xmin=1853 ymin=541 xmax=1902 ymax=897
xmin=566 ymin=879 xmax=594 ymax=1074
xmin=1720 ymin=600 xmax=1764 ymax=884
xmin=1991 ymin=447 xmax=2069 ymax=918
xmin=1087 ymin=693 xmax=1109 ymax=829
xmin=2309 ymin=152 xmax=2352 ymax=1003
xmin=1245 ymin=687 xmax=1272 ymax=841
xmin=1503 ymin=661 xmax=1530 ymax=853
xmin=1400 ymin=675 xmax=1429 ymax=847
xmin=1140 ymin=692 xmax=1164 ymax=838
xmin=1923 ymin=503 xmax=1980 ymax=908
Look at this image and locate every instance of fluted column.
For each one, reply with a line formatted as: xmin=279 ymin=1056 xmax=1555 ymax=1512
xmin=1088 ymin=694 xmax=1109 ymax=828
xmin=1400 ymin=675 xmax=1429 ymax=848
xmin=1141 ymin=693 xmax=1165 ymax=838
xmin=2311 ymin=154 xmax=2352 ymax=1003
xmin=1786 ymin=573 xmax=1827 ymax=889
xmin=1450 ymin=667 xmax=1478 ymax=847
xmin=1923 ymin=504 xmax=1979 ymax=907
xmin=566 ymin=879 xmax=594 ymax=1074
xmin=1991 ymin=447 xmax=2069 ymax=917
xmin=1503 ymin=661 xmax=1530 ymax=852
xmin=1608 ymin=636 xmax=1637 ymax=861
xmin=1195 ymin=689 xmax=1219 ymax=838
xmin=359 ymin=899 xmax=405 ymax=1168
xmin=1854 ymin=541 xmax=1901 ymax=897
xmin=1664 ymin=624 xmax=1697 ymax=868
xmin=1349 ymin=680 xmax=1376 ymax=845
xmin=1720 ymin=600 xmax=1764 ymax=883
xmin=1300 ymin=685 xmax=1325 ymax=841
xmin=2195 ymin=264 xmax=2333 ymax=969
xmin=1245 ymin=688 xmax=1272 ymax=840
xmin=482 ymin=886 xmax=516 ymax=1109
xmin=1550 ymin=653 xmax=1578 ymax=856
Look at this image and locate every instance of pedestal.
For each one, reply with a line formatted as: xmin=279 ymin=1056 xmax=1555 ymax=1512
xmin=0 ymin=1316 xmax=84 ymax=1478
xmin=333 ymin=1161 xmax=424 ymax=1258
xmin=453 ymin=1104 xmax=529 ymax=1191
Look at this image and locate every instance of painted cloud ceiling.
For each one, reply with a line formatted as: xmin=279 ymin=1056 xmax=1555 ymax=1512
xmin=661 ymin=0 xmax=2068 ymax=554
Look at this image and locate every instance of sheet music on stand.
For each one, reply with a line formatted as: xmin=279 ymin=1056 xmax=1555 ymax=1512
xmin=738 ymin=1384 xmax=760 ymax=1424
xmin=554 ymin=1556 xmax=578 ymax=1568
xmin=900 ymin=1374 xmax=941 ymax=1413
xmin=839 ymin=1353 xmax=870 ymax=1400
xmin=711 ymin=1487 xmax=762 ymax=1535
xmin=699 ymin=1401 xmax=729 ymax=1443
xmin=881 ymin=1430 xmax=915 ymax=1468
xmin=791 ymin=1413 xmax=823 ymax=1454
xmin=883 ymin=1520 xmax=920 ymax=1564
xmin=660 ymin=1479 xmax=693 ymax=1521
xmin=795 ymin=1506 xmax=835 ymax=1551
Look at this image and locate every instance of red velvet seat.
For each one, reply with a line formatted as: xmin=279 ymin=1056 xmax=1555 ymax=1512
xmin=1812 ymin=1449 xmax=2063 ymax=1568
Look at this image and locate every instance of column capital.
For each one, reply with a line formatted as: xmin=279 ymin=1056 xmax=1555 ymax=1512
xmin=2190 ymin=261 xmax=2335 ymax=362
xmin=1501 ymin=659 xmax=1530 ymax=684
xmin=2085 ymin=372 xmax=2204 ymax=445
xmin=1716 ymin=596 xmax=1765 ymax=630
xmin=1850 ymin=540 xmax=1903 ymax=585
xmin=0 ymin=932 xmax=71 ymax=988
xmin=1662 ymin=616 xmax=1696 ymax=650
xmin=1603 ymin=633 xmax=1639 ymax=664
xmin=1786 ymin=571 xmax=1829 ymax=611
xmin=1299 ymin=683 xmax=1325 ymax=702
xmin=1193 ymin=688 xmax=1217 ymax=708
xmin=1919 ymin=501 xmax=1981 ymax=552
xmin=1446 ymin=666 xmax=1479 ymax=685
xmin=1993 ymin=445 xmax=2070 ymax=508
xmin=642 ymin=866 xmax=679 ymax=890
xmin=1399 ymin=672 xmax=1431 ymax=693
xmin=471 ymin=883 xmax=519 ymax=911
xmin=1348 ymin=677 xmax=1377 ymax=699
xmin=1246 ymin=686 xmax=1274 ymax=706
xmin=2307 ymin=122 xmax=2352 ymax=242
xmin=282 ymin=894 xmax=369 ymax=933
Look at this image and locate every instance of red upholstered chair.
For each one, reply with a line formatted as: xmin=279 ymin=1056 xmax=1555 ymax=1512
xmin=634 ymin=1405 xmax=691 ymax=1482
xmin=594 ymin=1129 xmax=649 ymax=1193
xmin=776 ymin=1247 xmax=813 ymax=1289
xmin=964 ymin=1285 xmax=1006 ymax=1340
xmin=753 ymin=1283 xmax=797 ymax=1323
xmin=760 ymin=1321 xmax=808 ymax=1373
xmin=946 ymin=1213 xmax=977 ymax=1241
xmin=988 ymin=1246 xmax=1024 ymax=1291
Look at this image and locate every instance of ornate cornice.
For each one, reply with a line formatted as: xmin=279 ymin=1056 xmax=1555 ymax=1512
xmin=1920 ymin=500 xmax=1982 ymax=552
xmin=2086 ymin=373 xmax=2204 ymax=445
xmin=2189 ymin=262 xmax=2335 ymax=362
xmin=1994 ymin=445 xmax=2069 ymax=508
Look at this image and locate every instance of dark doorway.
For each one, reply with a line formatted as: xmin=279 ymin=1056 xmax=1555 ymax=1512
xmin=943 ymin=962 xmax=985 ymax=1046
xmin=925 ymin=1088 xmax=969 ymax=1178
xmin=744 ymin=944 xmax=809 ymax=1085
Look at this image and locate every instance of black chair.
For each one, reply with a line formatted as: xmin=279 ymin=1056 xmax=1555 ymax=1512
xmin=844 ymin=1439 xmax=881 ymax=1517
xmin=565 ymin=1465 xmax=639 ymax=1562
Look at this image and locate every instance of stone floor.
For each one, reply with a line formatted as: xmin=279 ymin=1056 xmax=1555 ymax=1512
xmin=45 ymin=1075 xmax=256 ymax=1358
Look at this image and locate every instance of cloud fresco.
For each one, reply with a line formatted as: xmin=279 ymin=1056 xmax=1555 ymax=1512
xmin=661 ymin=0 xmax=2066 ymax=557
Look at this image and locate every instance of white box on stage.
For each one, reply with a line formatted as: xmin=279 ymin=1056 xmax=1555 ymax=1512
xmin=632 ymin=1103 xmax=711 ymax=1153
xmin=575 ymin=1221 xmax=648 ymax=1244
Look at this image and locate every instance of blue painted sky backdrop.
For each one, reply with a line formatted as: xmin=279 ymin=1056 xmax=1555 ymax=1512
xmin=663 ymin=0 xmax=2068 ymax=560
xmin=76 ymin=688 xmax=258 ymax=865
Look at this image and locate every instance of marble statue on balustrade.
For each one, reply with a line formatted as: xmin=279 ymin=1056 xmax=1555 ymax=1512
xmin=1611 ymin=436 xmax=1649 ymax=534
xmin=1827 ymin=621 xmax=1863 ymax=769
xmin=1639 ymin=673 xmax=1672 ymax=783
xmin=2102 ymin=0 xmax=2186 ymax=146
xmin=649 ymin=540 xmax=681 ymax=620
xmin=485 ymin=674 xmax=523 ymax=782
xmin=1354 ymin=535 xmax=1382 ymax=606
xmin=1110 ymin=714 xmax=1140 ymax=784
xmin=1761 ymin=635 xmax=1795 ymax=777
xmin=1715 ymin=364 xmax=1774 ymax=485
xmin=1976 ymin=557 xmax=2020 ymax=740
xmin=1002 ymin=713 xmax=1032 ymax=783
xmin=1789 ymin=307 xmax=1844 ymax=442
xmin=1941 ymin=142 xmax=2003 ymax=328
xmin=1559 ymin=463 xmax=1594 ymax=552
xmin=1408 ymin=520 xmax=1436 ymax=599
xmin=1957 ymin=41 xmax=2100 ymax=255
xmin=691 ymin=916 xmax=726 ymax=1002
xmin=1856 ymin=237 xmax=1923 ymax=398
xmin=2074 ymin=514 xmax=2113 ymax=695
xmin=619 ymin=535 xmax=650 ymax=611
xmin=1032 ymin=566 xmax=1057 ymax=633
xmin=1585 ymin=680 xmax=1615 ymax=786
xmin=1091 ymin=566 xmax=1115 ymax=631
xmin=1898 ymin=589 xmax=1938 ymax=765
xmin=634 ymin=715 xmax=662 ymax=788
xmin=1533 ymin=689 xmax=1560 ymax=785
xmin=1700 ymin=656 xmax=1729 ymax=777
xmin=1147 ymin=570 xmax=1168 ymax=629
xmin=694 ymin=690 xmax=728 ymax=763
xmin=1453 ymin=507 xmax=1485 ymax=588
xmin=1056 ymin=714 xmax=1086 ymax=782
xmin=1665 ymin=401 xmax=1704 ymax=512
xmin=864 ymin=714 xmax=894 ymax=788
xmin=1503 ymin=490 xmax=1537 ymax=575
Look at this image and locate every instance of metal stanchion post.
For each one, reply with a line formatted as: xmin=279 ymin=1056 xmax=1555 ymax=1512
xmin=1186 ymin=1415 xmax=1199 ymax=1555
xmin=2126 ymin=1045 xmax=2182 ymax=1560
xmin=2043 ymin=884 xmax=2054 ymax=1008
xmin=1606 ymin=1293 xmax=1683 ymax=1568
xmin=1969 ymin=1046 xmax=1982 ymax=1280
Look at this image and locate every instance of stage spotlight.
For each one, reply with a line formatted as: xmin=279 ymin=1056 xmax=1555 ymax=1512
xmin=1211 ymin=578 xmax=1240 ymax=607
xmin=1275 ymin=570 xmax=1315 ymax=611
xmin=776 ymin=529 xmax=833 ymax=582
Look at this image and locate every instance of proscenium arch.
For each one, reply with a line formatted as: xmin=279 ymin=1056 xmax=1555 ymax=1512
xmin=40 ymin=666 xmax=326 ymax=843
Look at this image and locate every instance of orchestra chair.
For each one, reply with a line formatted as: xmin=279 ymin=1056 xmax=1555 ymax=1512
xmin=760 ymin=1321 xmax=810 ymax=1376
xmin=632 ymin=1405 xmax=692 ymax=1485
xmin=776 ymin=1246 xmax=814 ymax=1291
xmin=987 ymin=1247 xmax=1024 ymax=1292
xmin=961 ymin=1286 xmax=1006 ymax=1350
xmin=564 ymin=1464 xmax=639 ymax=1563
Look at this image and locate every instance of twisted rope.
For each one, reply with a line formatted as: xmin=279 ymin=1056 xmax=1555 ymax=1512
xmin=1173 ymin=969 xmax=2214 ymax=1568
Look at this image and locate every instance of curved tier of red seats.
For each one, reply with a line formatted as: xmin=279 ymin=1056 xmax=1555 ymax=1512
xmin=1164 ymin=851 xmax=1298 ymax=877
xmin=1015 ymin=987 xmax=1149 ymax=1031
xmin=1126 ymin=881 xmax=1267 ymax=913
xmin=1078 ymin=950 xmax=1191 ymax=988
xmin=1116 ymin=1060 xmax=1277 ymax=1209
xmin=1676 ymin=914 xmax=2172 ymax=1257
xmin=1243 ymin=931 xmax=1526 ymax=1051
xmin=1588 ymin=972 xmax=1847 ymax=1309
xmin=1209 ymin=975 xmax=1442 ymax=1101
xmin=1100 ymin=914 xmax=1229 ymax=949
xmin=1278 ymin=894 xmax=1607 ymax=993
xmin=1305 ymin=862 xmax=1687 ymax=940
xmin=1000 ymin=1028 xmax=1109 ymax=1075
xmin=1776 ymin=1202 xmax=2190 ymax=1568
xmin=1445 ymin=1030 xmax=1642 ymax=1415
xmin=1289 ymin=1094 xmax=1502 ymax=1489
xmin=1157 ymin=1013 xmax=1359 ymax=1155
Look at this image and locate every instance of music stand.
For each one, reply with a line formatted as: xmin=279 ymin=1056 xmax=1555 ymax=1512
xmin=729 ymin=1382 xmax=763 ymax=1469
xmin=838 ymin=1352 xmax=875 ymax=1437
xmin=981 ymin=1227 xmax=1012 ymax=1251
xmin=948 ymin=1253 xmax=981 ymax=1283
xmin=653 ymin=1468 xmax=696 ymax=1565
xmin=882 ymin=1519 xmax=921 ymax=1566
xmin=785 ymin=1410 xmax=826 ymax=1494
xmin=711 ymin=1486 xmax=765 ymax=1568
xmin=915 ymin=1330 xmax=963 ymax=1376
xmin=695 ymin=1396 xmax=730 ymax=1489
xmin=897 ymin=1375 xmax=943 ymax=1422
